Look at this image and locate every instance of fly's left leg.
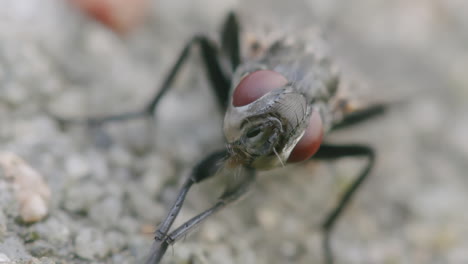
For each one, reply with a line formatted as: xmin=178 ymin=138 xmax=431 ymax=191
xmin=311 ymin=143 xmax=375 ymax=264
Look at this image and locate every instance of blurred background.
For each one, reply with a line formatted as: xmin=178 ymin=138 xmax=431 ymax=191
xmin=1 ymin=0 xmax=467 ymax=263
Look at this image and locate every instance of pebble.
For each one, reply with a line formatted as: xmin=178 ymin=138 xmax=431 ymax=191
xmin=63 ymin=182 xmax=103 ymax=213
xmin=115 ymin=216 xmax=140 ymax=235
xmin=200 ymin=221 xmax=224 ymax=242
xmin=19 ymin=194 xmax=49 ymax=224
xmin=126 ymin=183 xmax=165 ymax=221
xmin=108 ymin=146 xmax=133 ymax=168
xmin=64 ymin=154 xmax=91 ymax=180
xmin=0 ymin=253 xmax=10 ymax=262
xmin=74 ymin=228 xmax=109 ymax=260
xmin=70 ymin=0 xmax=149 ymax=34
xmin=34 ymin=216 xmax=72 ymax=246
xmin=28 ymin=257 xmax=56 ymax=264
xmin=139 ymin=154 xmax=175 ymax=196
xmin=0 ymin=237 xmax=30 ymax=261
xmin=280 ymin=241 xmax=300 ymax=259
xmin=47 ymin=89 xmax=87 ymax=118
xmin=0 ymin=152 xmax=51 ymax=223
xmin=448 ymin=113 xmax=468 ymax=159
xmin=256 ymin=207 xmax=279 ymax=230
xmin=0 ymin=211 xmax=7 ymax=238
xmin=2 ymin=82 xmax=28 ymax=106
xmin=86 ymin=150 xmax=109 ymax=181
xmin=104 ymin=231 xmax=127 ymax=254
xmin=28 ymin=240 xmax=55 ymax=258
xmin=89 ymin=196 xmax=123 ymax=228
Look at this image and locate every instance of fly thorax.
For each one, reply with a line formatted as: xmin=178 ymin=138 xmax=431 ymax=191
xmin=224 ymin=87 xmax=310 ymax=170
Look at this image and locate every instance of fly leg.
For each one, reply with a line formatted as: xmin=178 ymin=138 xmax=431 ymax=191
xmin=125 ymin=11 xmax=243 ymax=119
xmin=332 ymin=104 xmax=388 ymax=131
xmin=311 ymin=144 xmax=375 ymax=264
xmin=147 ymin=150 xmax=255 ymax=264
xmin=151 ymin=150 xmax=226 ymax=248
xmin=221 ymin=11 xmax=241 ymax=71
xmin=143 ymin=34 xmax=232 ymax=113
xmin=56 ymin=17 xmax=237 ymax=126
xmin=147 ymin=150 xmax=226 ymax=264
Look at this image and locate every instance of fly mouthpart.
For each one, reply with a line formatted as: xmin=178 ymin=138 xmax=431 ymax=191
xmin=225 ymin=143 xmax=253 ymax=168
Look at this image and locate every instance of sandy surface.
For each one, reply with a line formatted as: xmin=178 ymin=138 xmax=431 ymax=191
xmin=1 ymin=0 xmax=468 ymax=263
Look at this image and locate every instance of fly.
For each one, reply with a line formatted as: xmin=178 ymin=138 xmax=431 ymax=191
xmin=61 ymin=12 xmax=388 ymax=264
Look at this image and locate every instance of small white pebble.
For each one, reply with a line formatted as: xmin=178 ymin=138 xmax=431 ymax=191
xmin=0 ymin=152 xmax=51 ymax=223
xmin=19 ymin=194 xmax=49 ymax=223
xmin=0 ymin=252 xmax=10 ymax=262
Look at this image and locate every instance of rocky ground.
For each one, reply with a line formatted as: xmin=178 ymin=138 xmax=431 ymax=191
xmin=1 ymin=0 xmax=468 ymax=263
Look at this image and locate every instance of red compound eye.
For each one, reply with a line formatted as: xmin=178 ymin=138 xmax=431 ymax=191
xmin=288 ymin=110 xmax=323 ymax=163
xmin=232 ymin=70 xmax=288 ymax=107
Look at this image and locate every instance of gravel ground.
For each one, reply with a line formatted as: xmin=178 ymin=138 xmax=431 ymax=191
xmin=1 ymin=0 xmax=468 ymax=264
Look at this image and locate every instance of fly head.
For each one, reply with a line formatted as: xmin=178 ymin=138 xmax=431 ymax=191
xmin=224 ymin=73 xmax=312 ymax=169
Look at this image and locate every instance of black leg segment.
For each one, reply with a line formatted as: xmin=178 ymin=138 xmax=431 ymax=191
xmin=312 ymin=143 xmax=375 ymax=264
xmin=152 ymin=150 xmax=227 ymax=244
xmin=146 ymin=150 xmax=255 ymax=264
xmin=197 ymin=36 xmax=232 ymax=110
xmin=58 ymin=32 xmax=232 ymax=126
xmin=145 ymin=34 xmax=232 ymax=112
xmin=332 ymin=104 xmax=387 ymax=131
xmin=221 ymin=11 xmax=241 ymax=71
xmin=145 ymin=35 xmax=231 ymax=114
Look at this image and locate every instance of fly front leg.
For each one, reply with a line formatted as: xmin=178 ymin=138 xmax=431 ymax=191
xmin=146 ymin=150 xmax=255 ymax=264
xmin=152 ymin=150 xmax=227 ymax=242
xmin=311 ymin=144 xmax=375 ymax=264
xmin=146 ymin=150 xmax=226 ymax=263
